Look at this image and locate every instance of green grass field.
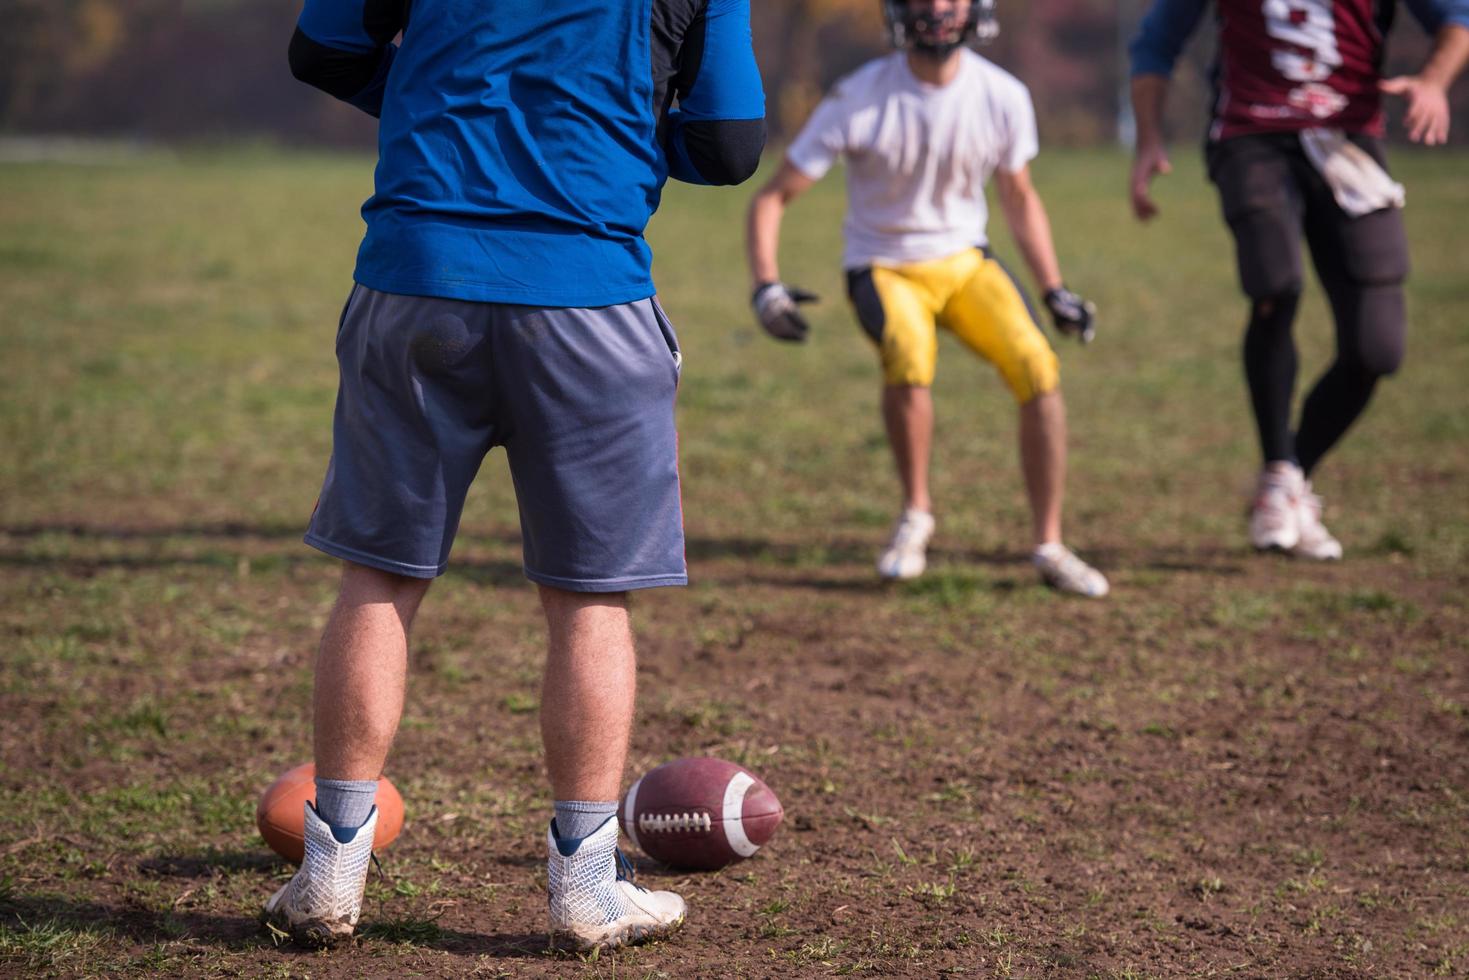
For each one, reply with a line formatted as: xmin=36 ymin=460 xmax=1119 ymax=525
xmin=2 ymin=146 xmax=1468 ymax=977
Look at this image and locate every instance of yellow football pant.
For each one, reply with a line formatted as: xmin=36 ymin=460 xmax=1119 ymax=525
xmin=846 ymin=248 xmax=1059 ymax=403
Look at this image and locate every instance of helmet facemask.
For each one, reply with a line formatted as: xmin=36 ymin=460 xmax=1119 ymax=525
xmin=882 ymin=0 xmax=998 ymax=57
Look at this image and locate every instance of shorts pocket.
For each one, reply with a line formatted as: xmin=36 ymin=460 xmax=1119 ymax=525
xmin=650 ymin=297 xmax=683 ymax=375
xmin=335 ymin=283 xmax=361 ymax=344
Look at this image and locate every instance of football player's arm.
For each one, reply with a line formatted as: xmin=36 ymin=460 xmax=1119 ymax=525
xmin=746 ymin=160 xmax=816 ymax=289
xmin=1386 ymin=0 xmax=1469 ymax=145
xmin=288 ymin=0 xmax=404 ymax=118
xmin=745 ymin=160 xmax=820 ymax=341
xmin=665 ymin=0 xmax=767 ymax=186
xmin=997 ymin=165 xmax=1096 ymax=343
xmin=1127 ymin=0 xmax=1208 ymax=220
xmin=745 ymin=88 xmax=848 ymax=342
xmin=994 ymin=166 xmax=1062 ymax=295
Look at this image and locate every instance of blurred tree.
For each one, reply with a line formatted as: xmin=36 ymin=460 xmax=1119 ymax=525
xmin=1 ymin=0 xmax=124 ymax=121
xmin=755 ymin=0 xmax=884 ymax=134
xmin=0 ymin=0 xmax=1463 ymax=146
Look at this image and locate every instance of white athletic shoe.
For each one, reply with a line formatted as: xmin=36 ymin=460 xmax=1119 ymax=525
xmin=1249 ymin=464 xmax=1302 ymax=552
xmin=877 ymin=508 xmax=935 ymax=581
xmin=1032 ymin=543 xmax=1109 ymax=598
xmin=263 ymin=804 xmax=377 ymax=948
xmin=547 ymin=817 xmax=685 ymax=953
xmin=1291 ymin=482 xmax=1343 ymax=560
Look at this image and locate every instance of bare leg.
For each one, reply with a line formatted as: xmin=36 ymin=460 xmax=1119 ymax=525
xmin=313 ymin=562 xmax=432 ymax=781
xmin=538 ymin=594 xmax=685 ymax=947
xmin=538 ymin=587 xmax=635 ymax=802
xmin=1019 ymin=390 xmax=1066 ymax=548
xmin=882 ymin=384 xmax=934 ymax=514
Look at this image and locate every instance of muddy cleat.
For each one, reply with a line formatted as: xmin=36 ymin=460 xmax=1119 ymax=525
xmin=1032 ymin=543 xmax=1109 ymax=598
xmin=1249 ymin=465 xmax=1302 ymax=552
xmin=877 ymin=508 xmax=935 ymax=581
xmin=547 ymin=816 xmax=685 ymax=953
xmin=1291 ymin=483 xmax=1343 ymax=560
xmin=263 ymin=803 xmax=376 ymax=948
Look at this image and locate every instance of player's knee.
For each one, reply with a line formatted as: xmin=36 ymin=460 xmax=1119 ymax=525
xmin=881 ymin=337 xmax=936 ymax=388
xmin=1345 ymin=285 xmax=1407 ymax=378
xmin=1006 ymin=346 xmax=1060 ymax=405
xmin=884 ymin=361 xmax=935 ymax=388
xmin=1363 ymin=341 xmax=1405 ymax=378
xmin=1339 ymin=340 xmax=1403 ymax=379
xmin=1248 ymin=283 xmax=1302 ymax=318
xmin=1231 ymin=212 xmax=1302 ymax=304
xmin=340 ymin=561 xmax=433 ymax=604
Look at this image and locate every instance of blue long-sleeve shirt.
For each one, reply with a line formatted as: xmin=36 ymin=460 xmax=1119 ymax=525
xmin=289 ymin=0 xmax=766 ymax=307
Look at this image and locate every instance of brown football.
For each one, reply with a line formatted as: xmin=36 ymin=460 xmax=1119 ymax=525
xmin=256 ymin=762 xmax=404 ymax=864
xmin=619 ymin=757 xmax=783 ymax=870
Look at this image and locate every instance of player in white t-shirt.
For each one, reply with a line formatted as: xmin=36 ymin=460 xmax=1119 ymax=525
xmin=746 ymin=0 xmax=1108 ymax=597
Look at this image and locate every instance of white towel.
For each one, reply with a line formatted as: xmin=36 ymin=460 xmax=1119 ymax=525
xmin=1299 ymin=128 xmax=1406 ymax=217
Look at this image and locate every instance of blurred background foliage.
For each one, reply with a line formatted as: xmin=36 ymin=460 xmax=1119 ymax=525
xmin=0 ymin=0 xmax=1462 ymax=146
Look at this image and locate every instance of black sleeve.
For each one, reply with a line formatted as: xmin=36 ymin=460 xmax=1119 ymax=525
xmin=655 ymin=0 xmax=767 ymax=186
xmin=288 ymin=0 xmax=408 ymax=118
xmin=288 ymin=28 xmax=387 ymax=102
xmin=675 ymin=118 xmax=766 ymax=185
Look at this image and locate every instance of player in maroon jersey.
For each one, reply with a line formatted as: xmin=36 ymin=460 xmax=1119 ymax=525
xmin=1128 ymin=0 xmax=1469 ymax=559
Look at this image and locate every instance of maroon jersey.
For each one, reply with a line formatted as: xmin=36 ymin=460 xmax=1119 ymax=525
xmin=1212 ymin=0 xmax=1392 ymax=138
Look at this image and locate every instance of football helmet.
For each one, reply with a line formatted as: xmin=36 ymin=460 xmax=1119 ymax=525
xmin=882 ymin=0 xmax=998 ymax=55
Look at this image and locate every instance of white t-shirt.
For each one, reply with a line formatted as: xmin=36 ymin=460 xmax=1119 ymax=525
xmin=786 ymin=50 xmax=1039 ymax=269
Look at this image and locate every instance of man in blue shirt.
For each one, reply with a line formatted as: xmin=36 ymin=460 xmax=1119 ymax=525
xmin=264 ymin=0 xmax=764 ymax=952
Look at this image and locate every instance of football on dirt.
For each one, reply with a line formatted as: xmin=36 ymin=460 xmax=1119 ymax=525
xmin=256 ymin=762 xmax=405 ymax=864
xmin=618 ymin=757 xmax=783 ymax=870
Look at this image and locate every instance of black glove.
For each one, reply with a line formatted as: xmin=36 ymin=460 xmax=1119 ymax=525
xmin=1043 ymin=286 xmax=1096 ymax=344
xmin=752 ymin=281 xmax=820 ymax=343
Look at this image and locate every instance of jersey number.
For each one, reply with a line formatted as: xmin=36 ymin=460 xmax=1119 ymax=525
xmin=1261 ymin=0 xmax=1342 ymax=82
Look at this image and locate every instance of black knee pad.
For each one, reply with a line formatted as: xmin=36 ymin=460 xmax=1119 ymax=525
xmin=1313 ymin=197 xmax=1409 ymax=378
xmin=1346 ymin=284 xmax=1406 ymax=378
xmin=1229 ymin=212 xmax=1305 ymax=301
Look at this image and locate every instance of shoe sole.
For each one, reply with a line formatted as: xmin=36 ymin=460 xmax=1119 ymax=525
xmin=877 ymin=556 xmax=926 ymax=580
xmin=261 ymin=909 xmax=355 ymax=950
xmin=1038 ymin=575 xmax=1109 ymax=599
xmin=1289 ymin=546 xmax=1343 ymax=561
xmin=1251 ymin=530 xmax=1299 ymax=552
xmin=550 ymin=913 xmax=686 ymax=954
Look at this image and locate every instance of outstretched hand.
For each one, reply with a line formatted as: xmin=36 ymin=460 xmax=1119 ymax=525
xmin=1044 ymin=286 xmax=1097 ymax=345
xmin=1380 ymin=75 xmax=1452 ymax=146
xmin=752 ymin=282 xmax=820 ymax=342
xmin=1130 ymin=141 xmax=1172 ymax=221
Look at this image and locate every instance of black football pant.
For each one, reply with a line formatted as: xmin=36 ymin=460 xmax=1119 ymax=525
xmin=1207 ymin=133 xmax=1408 ymax=477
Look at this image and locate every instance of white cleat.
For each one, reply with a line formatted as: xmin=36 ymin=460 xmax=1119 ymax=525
xmin=1032 ymin=542 xmax=1109 ymax=598
xmin=877 ymin=508 xmax=935 ymax=581
xmin=263 ymin=804 xmax=377 ymax=948
xmin=1291 ymin=482 xmax=1343 ymax=560
xmin=547 ymin=817 xmax=685 ymax=953
xmin=1249 ymin=465 xmax=1302 ymax=552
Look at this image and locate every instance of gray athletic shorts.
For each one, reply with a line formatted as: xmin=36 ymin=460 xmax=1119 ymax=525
xmin=305 ymin=286 xmax=687 ymax=592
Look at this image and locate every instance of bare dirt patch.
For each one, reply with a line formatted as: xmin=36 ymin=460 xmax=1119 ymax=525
xmin=4 ymin=521 xmax=1468 ymax=978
